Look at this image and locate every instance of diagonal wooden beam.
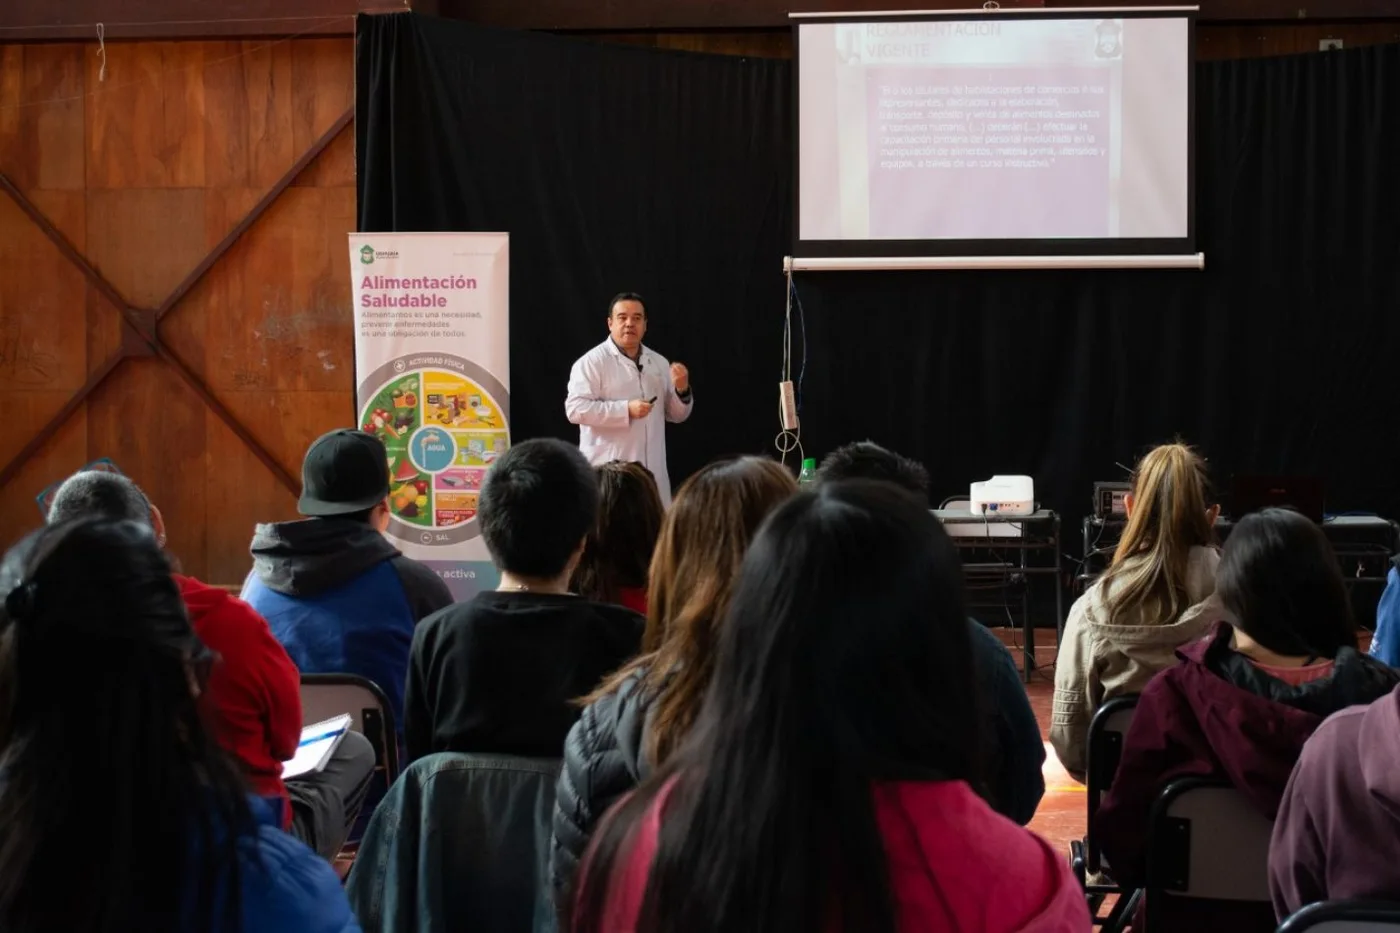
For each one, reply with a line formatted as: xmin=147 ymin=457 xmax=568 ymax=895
xmin=0 ymin=349 xmax=126 ymax=491
xmin=157 ymin=107 xmax=355 ymax=321
xmin=0 ymin=174 xmax=157 ymax=352
xmin=151 ymin=341 xmax=300 ymax=493
xmin=0 ymin=175 xmax=299 ymax=495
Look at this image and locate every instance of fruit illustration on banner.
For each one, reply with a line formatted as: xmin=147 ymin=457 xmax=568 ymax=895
xmin=358 ymin=353 xmax=509 ymax=542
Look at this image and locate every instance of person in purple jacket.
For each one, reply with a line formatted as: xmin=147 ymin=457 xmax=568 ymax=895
xmin=1271 ymin=680 xmax=1400 ymax=917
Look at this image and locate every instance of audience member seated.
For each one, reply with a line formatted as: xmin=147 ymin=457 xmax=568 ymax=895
xmin=1096 ymin=507 xmax=1399 ymax=933
xmin=551 ymin=456 xmax=795 ymax=907
xmin=1272 ymin=644 xmax=1400 ymax=913
xmin=1053 ymin=441 xmax=1221 ymax=780
xmin=242 ymin=429 xmax=453 ymax=739
xmin=816 ymin=440 xmax=1046 ymax=825
xmin=569 ymin=460 xmax=664 ymax=615
xmin=403 ymin=438 xmax=644 ymax=763
xmin=1368 ymin=554 xmax=1400 ymax=665
xmin=47 ymin=471 xmax=375 ymax=860
xmin=566 ymin=481 xmax=1090 ymax=932
xmin=0 ymin=520 xmax=358 ymax=933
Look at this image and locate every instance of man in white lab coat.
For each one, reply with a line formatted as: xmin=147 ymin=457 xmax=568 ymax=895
xmin=565 ymin=293 xmax=693 ymax=505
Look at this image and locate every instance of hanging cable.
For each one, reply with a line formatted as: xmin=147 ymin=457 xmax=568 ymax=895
xmin=775 ymin=269 xmax=804 ymax=465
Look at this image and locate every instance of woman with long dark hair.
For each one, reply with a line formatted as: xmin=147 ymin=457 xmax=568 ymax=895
xmin=570 ymin=460 xmax=665 ymax=614
xmin=568 ymin=481 xmax=1088 ymax=932
xmin=0 ymin=520 xmax=358 ymax=933
xmin=1098 ymin=507 xmax=1399 ymax=933
xmin=550 ymin=456 xmax=796 ymax=905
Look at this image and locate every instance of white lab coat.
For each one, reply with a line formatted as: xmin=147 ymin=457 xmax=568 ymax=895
xmin=565 ymin=339 xmax=693 ymax=506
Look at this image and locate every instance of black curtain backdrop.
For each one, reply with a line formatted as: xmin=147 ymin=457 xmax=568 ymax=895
xmin=356 ymin=13 xmax=791 ymax=484
xmin=357 ymin=13 xmax=1400 ymax=535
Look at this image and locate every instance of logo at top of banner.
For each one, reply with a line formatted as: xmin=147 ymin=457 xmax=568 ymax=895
xmin=358 ymin=351 xmax=510 ymax=548
xmin=359 ymin=245 xmax=401 ymax=265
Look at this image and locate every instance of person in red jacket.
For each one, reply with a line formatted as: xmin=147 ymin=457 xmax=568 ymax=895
xmin=1094 ymin=507 xmax=1399 ymax=933
xmin=568 ymin=480 xmax=1088 ymax=933
xmin=47 ymin=471 xmax=376 ymax=859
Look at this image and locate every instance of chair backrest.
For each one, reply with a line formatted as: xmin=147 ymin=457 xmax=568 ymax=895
xmin=1279 ymin=901 xmax=1400 ymax=932
xmin=1085 ymin=694 xmax=1138 ymax=873
xmin=1146 ymin=777 xmax=1273 ymax=923
xmin=301 ymin=673 xmax=400 ymax=785
xmin=348 ymin=753 xmax=562 ymax=933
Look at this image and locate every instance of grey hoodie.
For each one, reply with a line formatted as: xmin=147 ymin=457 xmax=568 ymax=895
xmin=1050 ymin=545 xmax=1220 ymax=781
xmin=246 ymin=518 xmax=452 ymax=622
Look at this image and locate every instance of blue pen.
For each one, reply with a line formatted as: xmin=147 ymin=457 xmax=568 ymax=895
xmin=298 ymin=727 xmax=345 ymax=747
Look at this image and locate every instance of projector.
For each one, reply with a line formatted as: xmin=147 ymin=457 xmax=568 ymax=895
xmin=969 ymin=475 xmax=1035 ymax=516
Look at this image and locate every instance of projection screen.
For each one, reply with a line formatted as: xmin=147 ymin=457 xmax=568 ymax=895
xmin=794 ymin=9 xmax=1197 ymax=262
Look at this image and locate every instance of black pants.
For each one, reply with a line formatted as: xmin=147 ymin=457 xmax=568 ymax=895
xmin=287 ymin=729 xmax=377 ymax=859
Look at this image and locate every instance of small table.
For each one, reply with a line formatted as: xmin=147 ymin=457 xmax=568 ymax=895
xmin=933 ymin=509 xmax=1063 ymax=682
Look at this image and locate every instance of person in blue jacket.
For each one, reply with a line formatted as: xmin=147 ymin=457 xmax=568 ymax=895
xmin=817 ymin=441 xmax=1047 ymax=824
xmin=242 ymin=429 xmax=453 ymax=739
xmin=1370 ymin=556 xmax=1400 ymax=666
xmin=0 ymin=519 xmax=359 ymax=933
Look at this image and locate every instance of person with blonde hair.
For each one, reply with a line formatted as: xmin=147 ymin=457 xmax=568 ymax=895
xmin=549 ymin=455 xmax=797 ymax=908
xmin=1051 ymin=442 xmax=1221 ymax=780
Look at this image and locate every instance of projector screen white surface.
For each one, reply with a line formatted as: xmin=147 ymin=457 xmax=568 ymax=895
xmin=797 ymin=15 xmax=1192 ymax=247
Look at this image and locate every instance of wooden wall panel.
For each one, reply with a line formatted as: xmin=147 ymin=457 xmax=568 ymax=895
xmin=0 ymin=188 xmax=93 ymax=542
xmin=85 ymin=359 xmax=211 ymax=577
xmin=203 ymin=41 xmax=296 ymax=189
xmin=0 ymin=45 xmax=86 ymax=191
xmin=86 ymin=188 xmax=209 ymax=305
xmin=85 ymin=42 xmax=208 ymax=188
xmin=0 ymin=36 xmax=354 ymax=583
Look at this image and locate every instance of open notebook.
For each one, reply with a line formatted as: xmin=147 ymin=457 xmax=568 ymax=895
xmin=283 ymin=714 xmax=353 ymax=780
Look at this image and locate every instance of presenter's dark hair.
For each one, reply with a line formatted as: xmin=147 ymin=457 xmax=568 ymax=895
xmin=818 ymin=441 xmax=930 ymax=500
xmin=480 ymin=438 xmax=600 ymax=578
xmin=568 ymin=480 xmax=982 ymax=933
xmin=608 ymin=292 xmax=646 ymax=317
xmin=1216 ymin=507 xmax=1356 ymax=659
xmin=0 ymin=519 xmax=250 ymax=933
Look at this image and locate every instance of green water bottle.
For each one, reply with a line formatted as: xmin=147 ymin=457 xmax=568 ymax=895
xmin=797 ymin=457 xmax=818 ymax=486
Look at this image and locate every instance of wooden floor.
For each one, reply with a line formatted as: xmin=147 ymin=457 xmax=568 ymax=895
xmin=1025 ymin=676 xmax=1084 ymax=854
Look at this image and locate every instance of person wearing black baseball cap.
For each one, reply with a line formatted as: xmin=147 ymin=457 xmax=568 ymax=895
xmin=241 ymin=429 xmax=453 ymax=763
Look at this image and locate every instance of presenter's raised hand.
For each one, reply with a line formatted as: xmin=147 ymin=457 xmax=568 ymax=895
xmin=627 ymin=398 xmax=654 ymax=420
xmin=670 ymin=362 xmax=690 ymax=393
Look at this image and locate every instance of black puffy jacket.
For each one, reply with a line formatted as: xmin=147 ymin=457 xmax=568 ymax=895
xmin=549 ymin=668 xmax=654 ymax=910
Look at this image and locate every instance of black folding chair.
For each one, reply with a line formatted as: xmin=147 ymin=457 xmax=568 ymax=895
xmin=1277 ymin=900 xmax=1400 ymax=932
xmin=1069 ymin=695 xmax=1139 ymax=930
xmin=300 ymin=673 xmax=400 ymax=789
xmin=1144 ymin=777 xmax=1274 ymax=931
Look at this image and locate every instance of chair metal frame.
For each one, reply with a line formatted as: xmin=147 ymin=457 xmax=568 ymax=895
xmin=1278 ymin=900 xmax=1400 ymax=932
xmin=1069 ymin=694 xmax=1140 ymax=931
xmin=300 ymin=672 xmax=401 ymax=787
xmin=1144 ymin=777 xmax=1274 ymax=931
